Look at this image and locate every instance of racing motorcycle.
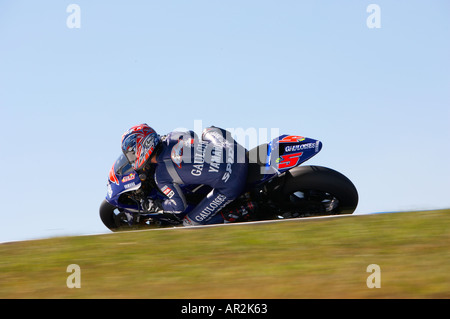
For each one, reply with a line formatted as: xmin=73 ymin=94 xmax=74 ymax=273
xmin=100 ymin=134 xmax=358 ymax=231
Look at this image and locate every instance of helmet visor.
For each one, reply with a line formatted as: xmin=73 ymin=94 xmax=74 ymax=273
xmin=122 ymin=135 xmax=138 ymax=167
xmin=124 ymin=149 xmax=137 ymax=166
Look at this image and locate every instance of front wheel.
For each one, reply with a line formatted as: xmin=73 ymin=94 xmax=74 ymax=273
xmin=99 ymin=199 xmax=131 ymax=231
xmin=99 ymin=199 xmax=184 ymax=231
xmin=273 ymin=165 xmax=358 ymax=217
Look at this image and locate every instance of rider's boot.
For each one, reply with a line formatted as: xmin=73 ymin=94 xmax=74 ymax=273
xmin=221 ymin=201 xmax=257 ymax=223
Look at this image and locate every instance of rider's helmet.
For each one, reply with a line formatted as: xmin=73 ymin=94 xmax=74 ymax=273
xmin=121 ymin=124 xmax=160 ymax=170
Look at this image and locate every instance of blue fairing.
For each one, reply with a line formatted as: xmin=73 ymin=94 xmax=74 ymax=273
xmin=106 ymin=154 xmax=142 ymax=207
xmin=105 ymin=154 xmax=208 ymax=215
xmin=258 ymin=134 xmax=322 ymax=182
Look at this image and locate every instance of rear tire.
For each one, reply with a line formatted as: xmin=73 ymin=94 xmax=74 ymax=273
xmin=278 ymin=165 xmax=358 ymax=216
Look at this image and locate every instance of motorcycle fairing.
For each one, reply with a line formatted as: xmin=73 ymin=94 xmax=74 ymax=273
xmin=263 ymin=134 xmax=322 ymax=179
xmin=106 ymin=153 xmax=212 ymax=214
xmin=106 ymin=154 xmax=142 ymax=207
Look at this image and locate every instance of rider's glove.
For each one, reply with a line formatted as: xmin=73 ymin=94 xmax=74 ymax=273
xmin=141 ymin=198 xmax=164 ymax=214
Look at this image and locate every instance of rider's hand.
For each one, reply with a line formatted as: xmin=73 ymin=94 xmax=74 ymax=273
xmin=141 ymin=198 xmax=164 ymax=214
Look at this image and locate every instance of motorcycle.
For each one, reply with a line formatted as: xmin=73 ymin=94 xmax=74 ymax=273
xmin=100 ymin=134 xmax=358 ymax=231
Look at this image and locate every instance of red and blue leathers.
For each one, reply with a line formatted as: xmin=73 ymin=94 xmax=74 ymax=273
xmin=153 ymin=127 xmax=248 ymax=225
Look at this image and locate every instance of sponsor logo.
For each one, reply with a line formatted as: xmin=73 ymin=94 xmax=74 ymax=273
xmin=107 ymin=184 xmax=113 ymax=198
xmin=284 ymin=143 xmax=316 ymax=152
xmin=194 ymin=194 xmax=231 ymax=222
xmin=124 ymin=182 xmax=137 ymax=189
xmin=191 ymin=141 xmax=207 ymax=176
xmin=161 ymin=185 xmax=175 ymax=198
xmin=221 ymin=148 xmax=234 ymax=183
xmin=278 ymin=135 xmax=306 ymax=143
xmin=121 ymin=173 xmax=136 ymax=183
xmin=208 ymin=145 xmax=222 ymax=173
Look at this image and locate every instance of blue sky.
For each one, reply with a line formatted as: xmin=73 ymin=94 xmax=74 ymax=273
xmin=1 ymin=1 xmax=449 ymax=242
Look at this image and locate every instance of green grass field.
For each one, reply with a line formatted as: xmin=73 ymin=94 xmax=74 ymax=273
xmin=0 ymin=209 xmax=449 ymax=298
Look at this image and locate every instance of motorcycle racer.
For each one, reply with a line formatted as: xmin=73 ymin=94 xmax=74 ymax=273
xmin=120 ymin=124 xmax=250 ymax=225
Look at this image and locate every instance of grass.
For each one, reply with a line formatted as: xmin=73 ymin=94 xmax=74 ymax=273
xmin=0 ymin=209 xmax=449 ymax=298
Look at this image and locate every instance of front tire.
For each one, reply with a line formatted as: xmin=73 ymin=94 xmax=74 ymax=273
xmin=99 ymin=199 xmax=122 ymax=231
xmin=276 ymin=165 xmax=358 ymax=216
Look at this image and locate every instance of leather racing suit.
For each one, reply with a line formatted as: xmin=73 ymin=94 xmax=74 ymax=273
xmin=152 ymin=127 xmax=248 ymax=225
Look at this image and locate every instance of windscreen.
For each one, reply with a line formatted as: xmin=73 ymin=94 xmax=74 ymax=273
xmin=114 ymin=154 xmax=135 ymax=176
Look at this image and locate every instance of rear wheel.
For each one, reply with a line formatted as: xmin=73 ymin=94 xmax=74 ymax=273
xmin=275 ymin=166 xmax=358 ymax=217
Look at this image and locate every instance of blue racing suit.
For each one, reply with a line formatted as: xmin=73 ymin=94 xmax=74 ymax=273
xmin=153 ymin=127 xmax=248 ymax=225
